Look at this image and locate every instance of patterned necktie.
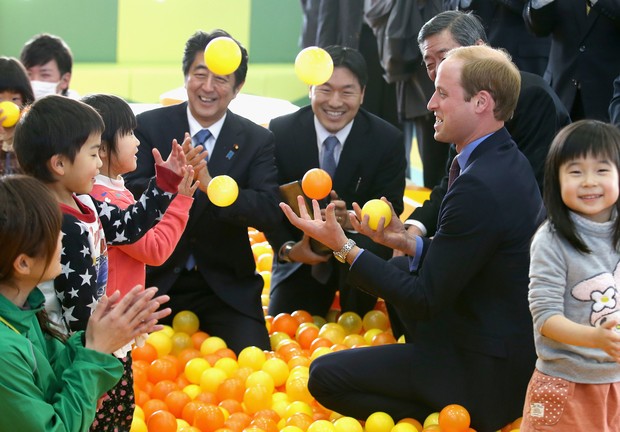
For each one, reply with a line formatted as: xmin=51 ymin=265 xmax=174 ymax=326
xmin=447 ymin=156 xmax=460 ymax=190
xmin=322 ymin=136 xmax=339 ymax=178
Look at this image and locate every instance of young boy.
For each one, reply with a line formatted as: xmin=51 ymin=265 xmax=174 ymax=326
xmin=12 ymin=95 xmax=188 ymax=430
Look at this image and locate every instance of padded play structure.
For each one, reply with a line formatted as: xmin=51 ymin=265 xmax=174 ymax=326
xmin=0 ymin=0 xmax=309 ymax=104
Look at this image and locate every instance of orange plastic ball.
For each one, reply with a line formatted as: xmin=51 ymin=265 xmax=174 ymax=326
xmin=193 ymin=403 xmax=226 ymax=432
xmin=164 ymin=390 xmax=191 ymax=418
xmin=438 ymin=404 xmax=471 ymax=432
xmin=132 ymin=342 xmax=159 ymax=363
xmin=271 ymin=312 xmax=301 ymax=338
xmin=147 ymin=409 xmax=177 ymax=432
xmin=301 ymin=168 xmax=332 ymax=200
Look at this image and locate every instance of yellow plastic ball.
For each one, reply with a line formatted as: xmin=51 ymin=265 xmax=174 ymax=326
xmin=184 ymin=357 xmax=210 ymax=384
xmin=203 ymin=36 xmax=242 ymax=76
xmin=0 ymin=101 xmax=20 ymax=128
xmin=361 ymin=199 xmax=392 ymax=230
xmin=200 ymin=336 xmax=227 ymax=355
xmin=294 ymin=46 xmax=334 ymax=85
xmin=207 ymin=175 xmax=239 ymax=207
xmin=146 ymin=331 xmax=172 ymax=357
xmin=365 ymin=412 xmax=395 ymax=432
xmin=333 ymin=416 xmax=363 ymax=432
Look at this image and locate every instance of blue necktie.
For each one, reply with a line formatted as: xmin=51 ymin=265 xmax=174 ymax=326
xmin=185 ymin=129 xmax=212 ymax=271
xmin=194 ymin=129 xmax=212 ymax=160
xmin=322 ymin=136 xmax=339 ymax=178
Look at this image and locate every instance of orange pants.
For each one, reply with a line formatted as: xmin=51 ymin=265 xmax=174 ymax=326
xmin=520 ymin=369 xmax=620 ymax=431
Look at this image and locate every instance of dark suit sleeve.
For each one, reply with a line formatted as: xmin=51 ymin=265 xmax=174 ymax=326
xmin=523 ymin=0 xmax=558 ymax=36
xmin=408 ymin=146 xmax=454 ymax=236
xmin=610 ymin=74 xmax=620 ymax=127
xmin=349 ymin=174 xmax=503 ymax=319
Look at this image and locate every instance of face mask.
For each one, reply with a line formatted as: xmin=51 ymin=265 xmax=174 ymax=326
xmin=31 ymin=80 xmax=60 ymax=100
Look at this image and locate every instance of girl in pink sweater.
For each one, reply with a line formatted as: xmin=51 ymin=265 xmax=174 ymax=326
xmin=84 ymin=94 xmax=198 ymax=297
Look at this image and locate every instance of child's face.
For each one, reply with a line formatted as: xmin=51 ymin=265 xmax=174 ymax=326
xmin=559 ymin=154 xmax=619 ymax=223
xmin=63 ymin=133 xmax=102 ymax=195
xmin=110 ymin=131 xmax=140 ymax=177
xmin=0 ymin=90 xmax=23 ymax=107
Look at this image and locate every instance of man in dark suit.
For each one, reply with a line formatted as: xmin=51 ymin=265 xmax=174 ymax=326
xmin=124 ymin=30 xmax=281 ymax=354
xmin=281 ymin=45 xmax=544 ymax=432
xmin=408 ymin=10 xmax=569 ymax=237
xmin=266 ymin=45 xmax=406 ymax=318
xmin=446 ymin=0 xmax=551 ymax=76
xmin=524 ymin=0 xmax=620 ymax=122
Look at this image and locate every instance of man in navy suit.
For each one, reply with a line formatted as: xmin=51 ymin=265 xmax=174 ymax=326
xmin=281 ymin=45 xmax=544 ymax=432
xmin=266 ymin=45 xmax=406 ymax=318
xmin=124 ymin=30 xmax=281 ymax=354
xmin=524 ymin=0 xmax=620 ymax=122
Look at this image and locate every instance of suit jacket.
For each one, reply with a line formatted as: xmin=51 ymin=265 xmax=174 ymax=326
xmin=611 ymin=73 xmax=620 ymax=127
xmin=449 ymin=0 xmax=551 ymax=76
xmin=349 ymin=128 xmax=544 ymax=431
xmin=524 ymin=0 xmax=620 ymax=121
xmin=124 ymin=102 xmax=282 ymax=320
xmin=411 ymin=70 xmax=569 ymax=235
xmin=266 ymin=106 xmax=406 ymax=285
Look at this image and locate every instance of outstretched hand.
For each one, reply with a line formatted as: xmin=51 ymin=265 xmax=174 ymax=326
xmin=153 ymin=138 xmax=188 ymax=177
xmin=85 ymin=286 xmax=171 ymax=354
xmin=351 ymin=197 xmax=415 ymax=255
xmin=595 ymin=319 xmax=620 ymax=363
xmin=280 ymin=196 xmax=349 ymax=251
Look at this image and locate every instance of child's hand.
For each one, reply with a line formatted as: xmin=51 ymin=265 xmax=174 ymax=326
xmin=180 ymin=132 xmax=208 ymax=180
xmin=84 ymin=286 xmax=171 ymax=354
xmin=178 ymin=165 xmax=199 ymax=197
xmin=152 ymin=138 xmax=188 ymax=177
xmin=594 ymin=319 xmax=620 ymax=363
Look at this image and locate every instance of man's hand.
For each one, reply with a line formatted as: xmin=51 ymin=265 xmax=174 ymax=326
xmin=288 ymin=235 xmax=331 ymax=265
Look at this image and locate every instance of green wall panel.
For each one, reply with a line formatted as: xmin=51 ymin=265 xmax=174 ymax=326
xmin=117 ymin=0 xmax=251 ymax=64
xmin=0 ymin=0 xmax=117 ymax=62
xmin=248 ymin=0 xmax=303 ymax=63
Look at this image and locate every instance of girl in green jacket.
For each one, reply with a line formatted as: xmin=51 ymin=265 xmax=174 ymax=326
xmin=0 ymin=175 xmax=170 ymax=432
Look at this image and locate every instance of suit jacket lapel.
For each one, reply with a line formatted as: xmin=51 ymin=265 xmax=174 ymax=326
xmin=334 ymin=112 xmax=369 ymax=189
xmin=208 ymin=110 xmax=241 ymax=177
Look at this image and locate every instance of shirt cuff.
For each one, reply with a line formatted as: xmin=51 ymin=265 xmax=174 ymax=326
xmin=408 ymin=235 xmax=424 ymax=272
xmin=404 ymin=219 xmax=428 ymax=237
xmin=154 ymin=164 xmax=183 ymax=193
xmin=531 ymin=0 xmax=554 ymax=9
xmin=351 ymin=248 xmax=365 ymax=267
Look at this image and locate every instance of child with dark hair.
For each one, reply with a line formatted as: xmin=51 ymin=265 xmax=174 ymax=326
xmin=83 ymin=93 xmax=198 ymax=297
xmin=13 ymin=95 xmax=189 ymax=431
xmin=0 ymin=56 xmax=34 ymax=175
xmin=523 ymin=120 xmax=620 ymax=430
xmin=0 ymin=175 xmax=170 ymax=431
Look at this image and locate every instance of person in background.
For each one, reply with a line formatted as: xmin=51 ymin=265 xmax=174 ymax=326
xmin=522 ymin=120 xmax=620 ymax=430
xmin=281 ymin=45 xmax=544 ymax=432
xmin=524 ymin=0 xmax=620 ymax=122
xmin=265 ymin=45 xmax=406 ymax=318
xmin=20 ymin=33 xmax=79 ymax=99
xmin=446 ymin=0 xmax=551 ymax=76
xmin=0 ymin=174 xmax=170 ymax=432
xmin=124 ymin=29 xmax=281 ymax=354
xmin=0 ymin=56 xmax=34 ymax=175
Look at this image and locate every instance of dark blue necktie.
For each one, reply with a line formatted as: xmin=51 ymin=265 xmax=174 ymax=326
xmin=322 ymin=136 xmax=339 ymax=178
xmin=194 ymin=129 xmax=212 ymax=161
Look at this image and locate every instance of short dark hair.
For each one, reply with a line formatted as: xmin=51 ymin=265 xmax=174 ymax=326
xmin=20 ymin=33 xmax=73 ymax=75
xmin=544 ymin=120 xmax=620 ymax=253
xmin=323 ymin=45 xmax=368 ymax=89
xmin=417 ymin=10 xmax=488 ymax=46
xmin=182 ymin=29 xmax=248 ymax=90
xmin=81 ymin=94 xmax=137 ymax=174
xmin=0 ymin=56 xmax=35 ymax=106
xmin=13 ymin=95 xmax=104 ymax=183
xmin=20 ymin=34 xmax=73 ymax=97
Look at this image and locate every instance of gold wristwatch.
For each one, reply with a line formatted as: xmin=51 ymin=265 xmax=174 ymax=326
xmin=333 ymin=238 xmax=356 ymax=263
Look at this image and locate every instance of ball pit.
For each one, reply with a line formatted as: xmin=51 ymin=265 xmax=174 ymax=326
xmin=127 ymin=228 xmax=522 ymax=432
